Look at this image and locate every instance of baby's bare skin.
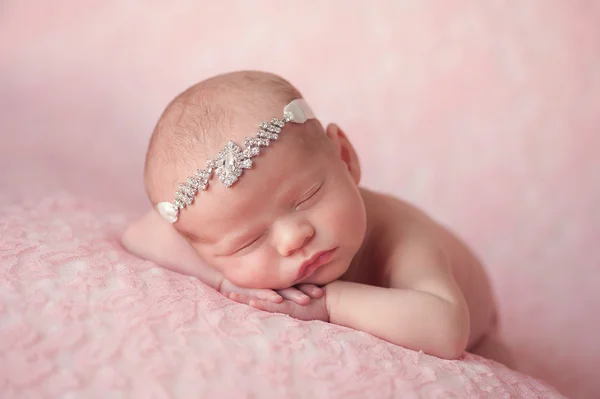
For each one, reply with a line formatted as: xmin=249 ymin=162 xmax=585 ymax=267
xmin=364 ymin=193 xmax=513 ymax=366
xmin=354 ymin=188 xmax=497 ymax=350
xmin=124 ymin=133 xmax=503 ymax=361
xmin=123 ymin=71 xmax=511 ymax=364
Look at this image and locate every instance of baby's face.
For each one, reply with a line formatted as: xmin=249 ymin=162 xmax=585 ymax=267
xmin=176 ymin=124 xmax=367 ymax=290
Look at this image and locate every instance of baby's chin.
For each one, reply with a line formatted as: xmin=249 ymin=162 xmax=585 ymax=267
xmin=301 ymin=260 xmax=350 ymax=287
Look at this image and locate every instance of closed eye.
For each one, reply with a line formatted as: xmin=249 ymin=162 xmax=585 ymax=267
xmin=296 ymin=182 xmax=323 ymax=210
xmin=234 ymin=234 xmax=264 ymax=254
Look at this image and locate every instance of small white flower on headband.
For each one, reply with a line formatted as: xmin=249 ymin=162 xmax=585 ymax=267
xmin=156 ymin=99 xmax=316 ymax=223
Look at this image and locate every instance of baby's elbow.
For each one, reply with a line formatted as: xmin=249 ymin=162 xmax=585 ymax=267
xmin=121 ymin=224 xmax=142 ymax=255
xmin=436 ymin=333 xmax=468 ymax=360
xmin=434 ymin=306 xmax=470 ymax=360
xmin=120 ymin=225 xmax=135 ymax=253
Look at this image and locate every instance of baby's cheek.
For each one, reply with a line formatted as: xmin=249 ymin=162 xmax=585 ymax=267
xmin=322 ymin=193 xmax=367 ymax=252
xmin=324 ymin=196 xmax=361 ymax=232
xmin=224 ymin=257 xmax=273 ymax=289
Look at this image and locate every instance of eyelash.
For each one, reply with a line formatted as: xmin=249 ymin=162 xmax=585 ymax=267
xmin=233 ymin=182 xmax=324 ymax=255
xmin=235 ymin=234 xmax=263 ymax=253
xmin=296 ymin=184 xmax=322 ymax=210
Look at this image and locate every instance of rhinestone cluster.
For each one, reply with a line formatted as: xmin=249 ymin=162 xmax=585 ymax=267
xmin=171 ymin=116 xmax=289 ymax=211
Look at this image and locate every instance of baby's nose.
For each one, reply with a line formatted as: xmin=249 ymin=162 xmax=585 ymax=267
xmin=276 ymin=222 xmax=314 ymax=257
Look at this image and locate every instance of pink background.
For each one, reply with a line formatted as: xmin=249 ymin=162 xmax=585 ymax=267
xmin=1 ymin=1 xmax=599 ymax=398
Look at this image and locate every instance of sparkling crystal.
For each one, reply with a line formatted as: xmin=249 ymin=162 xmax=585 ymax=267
xmin=226 ymin=141 xmax=240 ymax=152
xmin=259 ymin=122 xmax=268 ymax=129
xmin=196 ymin=169 xmax=208 ymax=180
xmin=271 ymin=118 xmax=284 ymax=127
xmin=240 ymin=159 xmax=252 ymax=169
xmin=182 ymin=195 xmax=193 ymax=206
xmin=252 ymin=138 xmax=265 ymax=147
xmin=185 ymin=186 xmax=195 ymax=197
xmin=250 ymin=147 xmax=260 ymax=156
xmin=212 ymin=140 xmax=251 ymax=187
xmin=257 ymin=131 xmax=278 ymax=140
xmin=267 ymin=125 xmax=281 ymax=134
xmin=187 ymin=177 xmax=199 ymax=189
xmin=224 ymin=151 xmax=236 ymax=167
xmin=222 ymin=175 xmax=235 ymax=187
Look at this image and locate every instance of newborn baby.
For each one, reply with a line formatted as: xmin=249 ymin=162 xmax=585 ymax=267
xmin=122 ymin=70 xmax=511 ymax=363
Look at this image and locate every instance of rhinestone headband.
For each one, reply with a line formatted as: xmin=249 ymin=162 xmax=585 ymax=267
xmin=156 ymin=98 xmax=316 ymax=223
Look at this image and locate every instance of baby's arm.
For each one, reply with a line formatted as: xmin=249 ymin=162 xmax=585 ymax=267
xmin=121 ymin=210 xmax=224 ymax=289
xmin=325 ymin=238 xmax=470 ymax=359
xmin=245 ymin=237 xmax=470 ymax=359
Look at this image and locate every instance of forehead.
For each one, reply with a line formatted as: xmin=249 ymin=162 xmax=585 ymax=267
xmin=176 ymin=127 xmax=326 ymax=238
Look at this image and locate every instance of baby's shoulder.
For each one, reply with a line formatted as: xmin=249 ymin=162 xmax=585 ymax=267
xmin=360 ymin=188 xmax=434 ymax=236
xmin=359 ymin=189 xmax=457 ymax=287
xmin=359 ymin=188 xmax=440 ymax=259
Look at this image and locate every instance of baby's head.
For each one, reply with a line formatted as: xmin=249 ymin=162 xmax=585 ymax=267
xmin=145 ymin=71 xmax=366 ymax=290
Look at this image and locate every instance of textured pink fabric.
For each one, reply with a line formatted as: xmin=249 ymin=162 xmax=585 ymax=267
xmin=1 ymin=1 xmax=599 ymax=398
xmin=0 ymin=194 xmax=564 ymax=398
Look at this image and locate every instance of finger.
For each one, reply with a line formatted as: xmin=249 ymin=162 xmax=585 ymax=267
xmin=229 ymin=292 xmax=252 ymax=305
xmin=295 ymin=284 xmax=323 ymax=298
xmin=249 ymin=299 xmax=273 ymax=311
xmin=230 ymin=286 xmax=283 ymax=303
xmin=277 ymin=288 xmax=310 ymax=305
xmin=253 ymin=289 xmax=283 ymax=303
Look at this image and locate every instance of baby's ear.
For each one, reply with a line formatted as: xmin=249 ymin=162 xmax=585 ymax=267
xmin=325 ymin=123 xmax=361 ymax=184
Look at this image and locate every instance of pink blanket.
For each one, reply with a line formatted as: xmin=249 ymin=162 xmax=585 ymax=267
xmin=1 ymin=1 xmax=599 ymax=397
xmin=0 ymin=194 xmax=562 ymax=398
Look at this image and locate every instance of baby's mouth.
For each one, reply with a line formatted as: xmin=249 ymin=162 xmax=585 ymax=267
xmin=296 ymin=248 xmax=337 ymax=281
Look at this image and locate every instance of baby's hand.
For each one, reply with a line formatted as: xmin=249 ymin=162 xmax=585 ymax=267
xmin=219 ymin=278 xmax=283 ymax=303
xmin=276 ymin=284 xmax=324 ymax=305
xmin=220 ymin=279 xmax=322 ymax=305
xmin=231 ymin=288 xmax=329 ymax=322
